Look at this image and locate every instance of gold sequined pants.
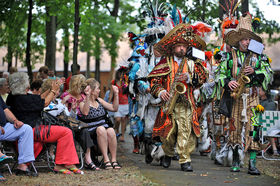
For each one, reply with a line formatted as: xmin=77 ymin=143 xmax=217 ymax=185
xmin=161 ymin=103 xmax=196 ymax=164
xmin=229 ymin=88 xmax=260 ymax=151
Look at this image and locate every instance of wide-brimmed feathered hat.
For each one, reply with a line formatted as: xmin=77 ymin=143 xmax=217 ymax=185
xmin=225 ymin=13 xmax=262 ymax=48
xmin=153 ymin=23 xmax=211 ymax=56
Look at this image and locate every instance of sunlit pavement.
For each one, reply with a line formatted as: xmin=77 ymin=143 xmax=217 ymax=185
xmin=119 ymin=131 xmax=280 ymax=186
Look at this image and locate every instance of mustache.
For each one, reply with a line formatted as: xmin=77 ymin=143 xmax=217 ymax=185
xmin=175 ymin=50 xmax=185 ymax=57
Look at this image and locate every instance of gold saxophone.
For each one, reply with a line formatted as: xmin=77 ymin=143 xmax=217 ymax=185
xmin=162 ymin=57 xmax=187 ymax=115
xmin=230 ymin=51 xmax=253 ymax=99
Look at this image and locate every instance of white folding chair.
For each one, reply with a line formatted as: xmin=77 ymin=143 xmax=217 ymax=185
xmin=260 ymin=111 xmax=280 ymax=160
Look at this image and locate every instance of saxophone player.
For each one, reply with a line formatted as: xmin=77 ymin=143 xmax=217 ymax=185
xmin=218 ymin=13 xmax=273 ymax=175
xmin=148 ymin=23 xmax=209 ymax=172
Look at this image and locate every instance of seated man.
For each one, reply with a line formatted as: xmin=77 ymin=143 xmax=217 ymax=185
xmin=0 ymin=97 xmax=36 ymax=176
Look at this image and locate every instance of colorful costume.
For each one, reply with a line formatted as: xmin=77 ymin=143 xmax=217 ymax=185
xmin=197 ymin=52 xmax=215 ymax=155
xmin=218 ymin=13 xmax=273 ymax=174
xmin=149 ymin=23 xmax=209 ymax=171
xmin=210 ymin=1 xmax=240 ymax=166
xmin=127 ymin=1 xmax=169 ymax=158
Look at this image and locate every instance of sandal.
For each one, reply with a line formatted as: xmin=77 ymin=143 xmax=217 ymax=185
xmin=0 ymin=155 xmax=13 ymax=165
xmin=103 ymin=161 xmax=113 ymax=170
xmin=111 ymin=161 xmax=122 ymax=169
xmin=0 ymin=173 xmax=6 ymax=182
xmin=53 ymin=168 xmax=73 ymax=175
xmin=15 ymin=168 xmax=38 ymax=177
xmin=69 ymin=167 xmax=84 ymax=174
xmin=85 ymin=162 xmax=100 ymax=171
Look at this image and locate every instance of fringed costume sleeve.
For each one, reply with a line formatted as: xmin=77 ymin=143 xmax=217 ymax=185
xmin=150 ymin=76 xmax=166 ymax=98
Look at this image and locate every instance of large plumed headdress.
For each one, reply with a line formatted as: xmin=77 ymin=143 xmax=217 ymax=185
xmin=225 ymin=13 xmax=262 ymax=48
xmin=153 ymin=23 xmax=211 ymax=56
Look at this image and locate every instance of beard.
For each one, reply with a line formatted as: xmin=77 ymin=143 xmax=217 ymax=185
xmin=174 ymin=50 xmax=186 ymax=58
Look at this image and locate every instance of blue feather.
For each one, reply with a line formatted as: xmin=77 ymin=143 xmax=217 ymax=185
xmin=170 ymin=4 xmax=179 ymax=26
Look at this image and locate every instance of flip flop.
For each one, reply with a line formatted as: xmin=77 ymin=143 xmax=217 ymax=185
xmin=68 ymin=167 xmax=84 ymax=174
xmin=0 ymin=173 xmax=6 ymax=182
xmin=0 ymin=155 xmax=13 ymax=165
xmin=53 ymin=168 xmax=73 ymax=175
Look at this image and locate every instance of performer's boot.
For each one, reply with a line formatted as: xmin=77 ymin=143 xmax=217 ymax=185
xmin=144 ymin=137 xmax=153 ymax=164
xmin=133 ymin=136 xmax=140 ymax=154
xmin=230 ymin=146 xmax=240 ymax=172
xmin=248 ymin=151 xmax=261 ymax=175
xmin=162 ymin=155 xmax=172 ymax=168
xmin=181 ymin=162 xmax=193 ymax=172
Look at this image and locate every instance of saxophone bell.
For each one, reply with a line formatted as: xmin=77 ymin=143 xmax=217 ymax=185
xmin=241 ymin=75 xmax=250 ymax=84
xmin=175 ymin=82 xmax=187 ymax=94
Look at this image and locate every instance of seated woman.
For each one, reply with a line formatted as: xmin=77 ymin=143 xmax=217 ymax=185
xmin=61 ymin=74 xmax=86 ymax=118
xmin=78 ymin=78 xmax=121 ymax=170
xmin=41 ymin=79 xmax=71 ymax=117
xmin=6 ymin=72 xmax=82 ymax=175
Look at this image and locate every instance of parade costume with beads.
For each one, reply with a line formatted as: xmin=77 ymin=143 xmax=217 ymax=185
xmin=210 ymin=0 xmax=244 ymax=166
xmin=217 ymin=13 xmax=273 ymax=174
xmin=149 ymin=23 xmax=209 ymax=166
xmin=126 ymin=0 xmax=169 ymax=156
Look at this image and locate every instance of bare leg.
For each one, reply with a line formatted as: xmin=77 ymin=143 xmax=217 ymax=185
xmin=120 ymin=117 xmax=127 ymax=141
xmin=114 ymin=117 xmax=121 ymax=134
xmin=96 ymin=126 xmax=110 ymax=162
xmin=84 ymin=147 xmax=92 ymax=164
xmin=107 ymin=128 xmax=117 ymax=162
xmin=270 ymin=138 xmax=278 ymax=155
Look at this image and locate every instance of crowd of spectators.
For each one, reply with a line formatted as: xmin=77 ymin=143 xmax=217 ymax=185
xmin=0 ymin=65 xmax=121 ymax=181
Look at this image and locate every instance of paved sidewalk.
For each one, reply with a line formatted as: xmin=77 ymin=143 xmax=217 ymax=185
xmin=120 ymin=133 xmax=280 ymax=186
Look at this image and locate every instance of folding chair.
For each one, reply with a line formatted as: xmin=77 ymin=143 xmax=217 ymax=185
xmin=42 ymin=110 xmax=86 ymax=169
xmin=1 ymin=141 xmax=38 ymax=175
xmin=259 ymin=111 xmax=280 ymax=160
xmin=0 ymin=141 xmax=13 ymax=175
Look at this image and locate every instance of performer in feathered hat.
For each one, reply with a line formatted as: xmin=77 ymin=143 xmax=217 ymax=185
xmin=211 ymin=0 xmax=241 ymax=167
xmin=148 ymin=22 xmax=210 ymax=171
xmin=126 ymin=0 xmax=169 ymax=158
xmin=217 ymin=12 xmax=273 ymax=175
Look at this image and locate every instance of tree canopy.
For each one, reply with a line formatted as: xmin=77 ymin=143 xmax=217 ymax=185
xmin=0 ymin=0 xmax=279 ymax=76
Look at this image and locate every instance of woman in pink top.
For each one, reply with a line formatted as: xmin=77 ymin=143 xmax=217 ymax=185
xmin=61 ymin=74 xmax=86 ymax=117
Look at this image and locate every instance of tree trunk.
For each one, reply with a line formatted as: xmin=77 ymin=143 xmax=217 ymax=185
xmin=45 ymin=5 xmax=56 ymax=71
xmin=26 ymin=0 xmax=33 ymax=81
xmin=95 ymin=37 xmax=100 ymax=82
xmin=202 ymin=0 xmax=206 ymax=22
xmin=15 ymin=51 xmax=18 ymax=67
xmin=63 ymin=26 xmax=70 ymax=78
xmin=7 ymin=44 xmax=13 ymax=72
xmin=241 ymin=0 xmax=249 ymax=15
xmin=72 ymin=0 xmax=80 ymax=75
xmin=108 ymin=0 xmax=120 ymax=81
xmin=109 ymin=34 xmax=117 ymax=82
xmin=86 ymin=51 xmax=90 ymax=78
xmin=112 ymin=0 xmax=119 ymax=17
